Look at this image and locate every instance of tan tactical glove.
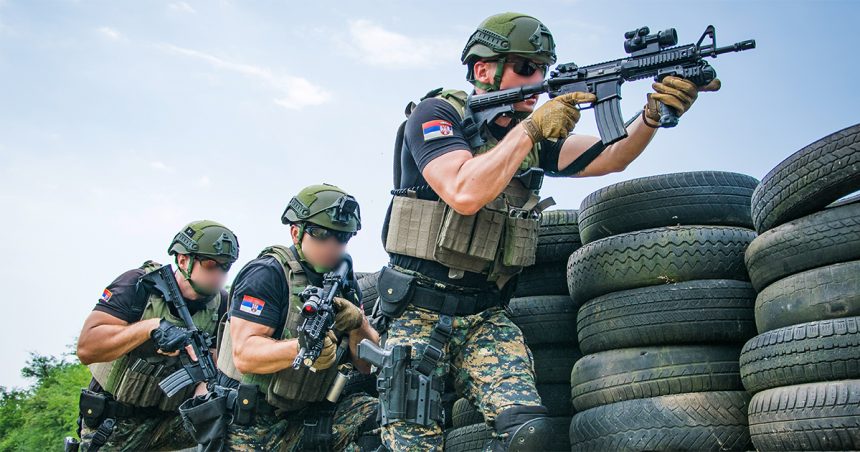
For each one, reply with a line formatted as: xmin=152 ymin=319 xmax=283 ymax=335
xmin=309 ymin=331 xmax=338 ymax=370
xmin=643 ymin=76 xmax=721 ymax=127
xmin=333 ymin=297 xmax=364 ymax=334
xmin=521 ymin=92 xmax=597 ymax=143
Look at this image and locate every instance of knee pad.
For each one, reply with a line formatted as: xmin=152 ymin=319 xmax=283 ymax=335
xmin=490 ymin=405 xmax=551 ymax=452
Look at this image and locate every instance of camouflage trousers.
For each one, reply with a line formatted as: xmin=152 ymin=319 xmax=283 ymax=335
xmin=380 ymin=305 xmax=542 ymax=451
xmin=79 ymin=411 xmax=194 ymax=451
xmin=226 ymin=392 xmax=378 ymax=451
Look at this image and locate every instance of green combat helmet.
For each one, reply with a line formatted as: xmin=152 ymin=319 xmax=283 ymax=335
xmin=281 ymin=184 xmax=361 ymax=272
xmin=168 ymin=220 xmax=240 ymax=295
xmin=461 ymin=12 xmax=557 ymax=91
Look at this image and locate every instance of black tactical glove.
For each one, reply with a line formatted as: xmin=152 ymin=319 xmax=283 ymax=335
xmin=150 ymin=319 xmax=191 ymax=353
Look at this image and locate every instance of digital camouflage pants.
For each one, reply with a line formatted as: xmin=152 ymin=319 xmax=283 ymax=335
xmin=380 ymin=305 xmax=542 ymax=451
xmin=226 ymin=392 xmax=378 ymax=451
xmin=79 ymin=411 xmax=194 ymax=451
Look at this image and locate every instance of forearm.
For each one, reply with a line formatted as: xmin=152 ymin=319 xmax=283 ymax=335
xmin=576 ymin=115 xmax=657 ymax=177
xmin=77 ymin=318 xmax=161 ymax=364
xmin=348 ymin=317 xmax=380 ymax=374
xmin=446 ymin=125 xmax=534 ymax=214
xmin=233 ymin=335 xmax=299 ymax=375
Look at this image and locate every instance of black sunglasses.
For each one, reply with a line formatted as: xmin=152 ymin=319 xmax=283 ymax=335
xmin=507 ymin=57 xmax=548 ymax=77
xmin=305 ymin=224 xmax=354 ymax=244
xmin=195 ymin=256 xmax=232 ymax=272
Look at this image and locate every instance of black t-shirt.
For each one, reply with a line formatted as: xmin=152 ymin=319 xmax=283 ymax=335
xmin=388 ymin=97 xmax=568 ymax=288
xmin=93 ymin=268 xmax=228 ymax=323
xmin=228 ymin=247 xmax=359 ymax=339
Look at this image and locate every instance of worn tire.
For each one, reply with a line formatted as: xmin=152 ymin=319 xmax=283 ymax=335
xmin=512 ymin=262 xmax=569 ymax=298
xmin=357 ymin=270 xmax=380 ymax=315
xmin=570 ymin=345 xmax=743 ymax=411
xmin=752 ymin=123 xmax=860 ymax=233
xmin=749 ymin=380 xmax=860 ymax=451
xmin=578 ymin=171 xmax=758 ymax=244
xmin=745 ymin=200 xmax=860 ymax=291
xmin=451 ymin=398 xmax=484 ymax=429
xmin=444 ymin=422 xmax=493 ymax=451
xmin=569 ymin=391 xmax=752 ymax=451
xmin=577 ymin=279 xmax=757 ymax=354
xmin=507 ymin=295 xmax=577 ymax=346
xmin=755 ymin=261 xmax=860 ymax=333
xmin=740 ymin=316 xmax=860 ymax=394
xmin=532 ymin=345 xmax=582 ymax=385
xmin=535 ymin=209 xmax=581 ymax=262
xmin=567 ymin=226 xmax=754 ymax=304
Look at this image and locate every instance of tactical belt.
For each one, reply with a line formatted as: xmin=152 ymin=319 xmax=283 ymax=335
xmin=409 ymin=284 xmax=503 ymax=316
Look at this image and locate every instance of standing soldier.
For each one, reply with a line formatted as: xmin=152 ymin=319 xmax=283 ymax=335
xmin=377 ymin=12 xmax=721 ymax=451
xmin=217 ymin=184 xmax=381 ymax=450
xmin=74 ymin=220 xmax=239 ymax=451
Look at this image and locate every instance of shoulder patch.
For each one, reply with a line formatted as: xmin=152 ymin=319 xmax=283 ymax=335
xmin=100 ymin=288 xmax=112 ymax=303
xmin=239 ymin=295 xmax=266 ymax=316
xmin=422 ymin=120 xmax=453 ymax=141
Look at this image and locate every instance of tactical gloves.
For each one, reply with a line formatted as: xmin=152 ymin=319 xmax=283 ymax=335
xmin=644 ymin=75 xmax=721 ymax=127
xmin=521 ymin=92 xmax=597 ymax=143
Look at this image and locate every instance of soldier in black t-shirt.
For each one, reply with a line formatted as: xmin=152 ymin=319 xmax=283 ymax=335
xmin=73 ymin=220 xmax=239 ymax=452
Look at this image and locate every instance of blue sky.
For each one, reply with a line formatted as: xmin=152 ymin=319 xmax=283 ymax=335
xmin=1 ymin=0 xmax=857 ymax=388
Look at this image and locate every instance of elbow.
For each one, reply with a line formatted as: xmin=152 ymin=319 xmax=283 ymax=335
xmin=232 ymin=350 xmax=252 ymax=375
xmin=77 ymin=342 xmax=95 ymax=365
xmin=447 ymin=193 xmax=483 ymax=216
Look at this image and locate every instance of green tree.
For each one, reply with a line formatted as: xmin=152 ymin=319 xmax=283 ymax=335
xmin=0 ymin=350 xmax=91 ymax=452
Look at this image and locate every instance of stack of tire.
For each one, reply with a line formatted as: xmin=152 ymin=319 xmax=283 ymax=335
xmin=567 ymin=171 xmax=761 ymax=451
xmin=739 ymin=123 xmax=860 ymax=451
xmin=444 ymin=209 xmax=582 ymax=451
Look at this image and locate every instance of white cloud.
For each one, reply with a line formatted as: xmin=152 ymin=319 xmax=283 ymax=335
xmin=196 ymin=176 xmax=211 ymax=188
xmin=168 ymin=1 xmax=197 ymax=14
xmin=150 ymin=161 xmax=176 ymax=172
xmin=342 ymin=19 xmax=459 ymax=69
xmin=158 ymin=43 xmax=332 ymax=110
xmin=97 ymin=26 xmax=122 ymax=41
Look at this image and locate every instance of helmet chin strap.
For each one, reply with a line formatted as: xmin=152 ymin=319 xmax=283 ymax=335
xmin=175 ymin=255 xmax=217 ymax=297
xmin=294 ymin=223 xmax=333 ymax=274
xmin=473 ymin=56 xmax=506 ymax=92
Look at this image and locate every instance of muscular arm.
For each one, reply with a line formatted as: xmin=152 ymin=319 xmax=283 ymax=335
xmin=77 ymin=312 xmax=160 ymax=365
xmin=423 ymin=124 xmax=534 ymax=215
xmin=229 ymin=317 xmax=298 ymax=375
xmin=558 ymin=114 xmax=657 ymax=177
xmin=347 ymin=316 xmax=379 ymax=374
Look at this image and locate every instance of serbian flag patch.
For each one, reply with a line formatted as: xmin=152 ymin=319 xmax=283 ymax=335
xmin=99 ymin=288 xmax=112 ymax=303
xmin=239 ymin=295 xmax=265 ymax=316
xmin=422 ymin=120 xmax=453 ymax=141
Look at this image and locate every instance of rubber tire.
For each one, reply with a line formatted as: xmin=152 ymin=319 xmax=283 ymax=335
xmin=748 ymin=380 xmax=860 ymax=451
xmin=532 ymin=345 xmax=582 ymax=385
xmin=512 ymin=261 xmax=569 ymax=298
xmin=535 ymin=209 xmax=581 ymax=263
xmin=577 ymin=279 xmax=757 ymax=354
xmin=752 ymin=123 xmax=860 ymax=233
xmin=739 ymin=316 xmax=860 ymax=394
xmin=357 ymin=270 xmax=379 ymax=315
xmin=570 ymin=345 xmax=743 ymax=412
xmin=745 ymin=200 xmax=860 ymax=291
xmin=578 ymin=171 xmax=758 ymax=244
xmin=451 ymin=398 xmax=483 ymax=429
xmin=755 ymin=261 xmax=860 ymax=333
xmin=569 ymin=391 xmax=752 ymax=452
xmin=567 ymin=226 xmax=755 ymax=304
xmin=506 ymin=295 xmax=577 ymax=346
xmin=444 ymin=422 xmax=493 ymax=451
